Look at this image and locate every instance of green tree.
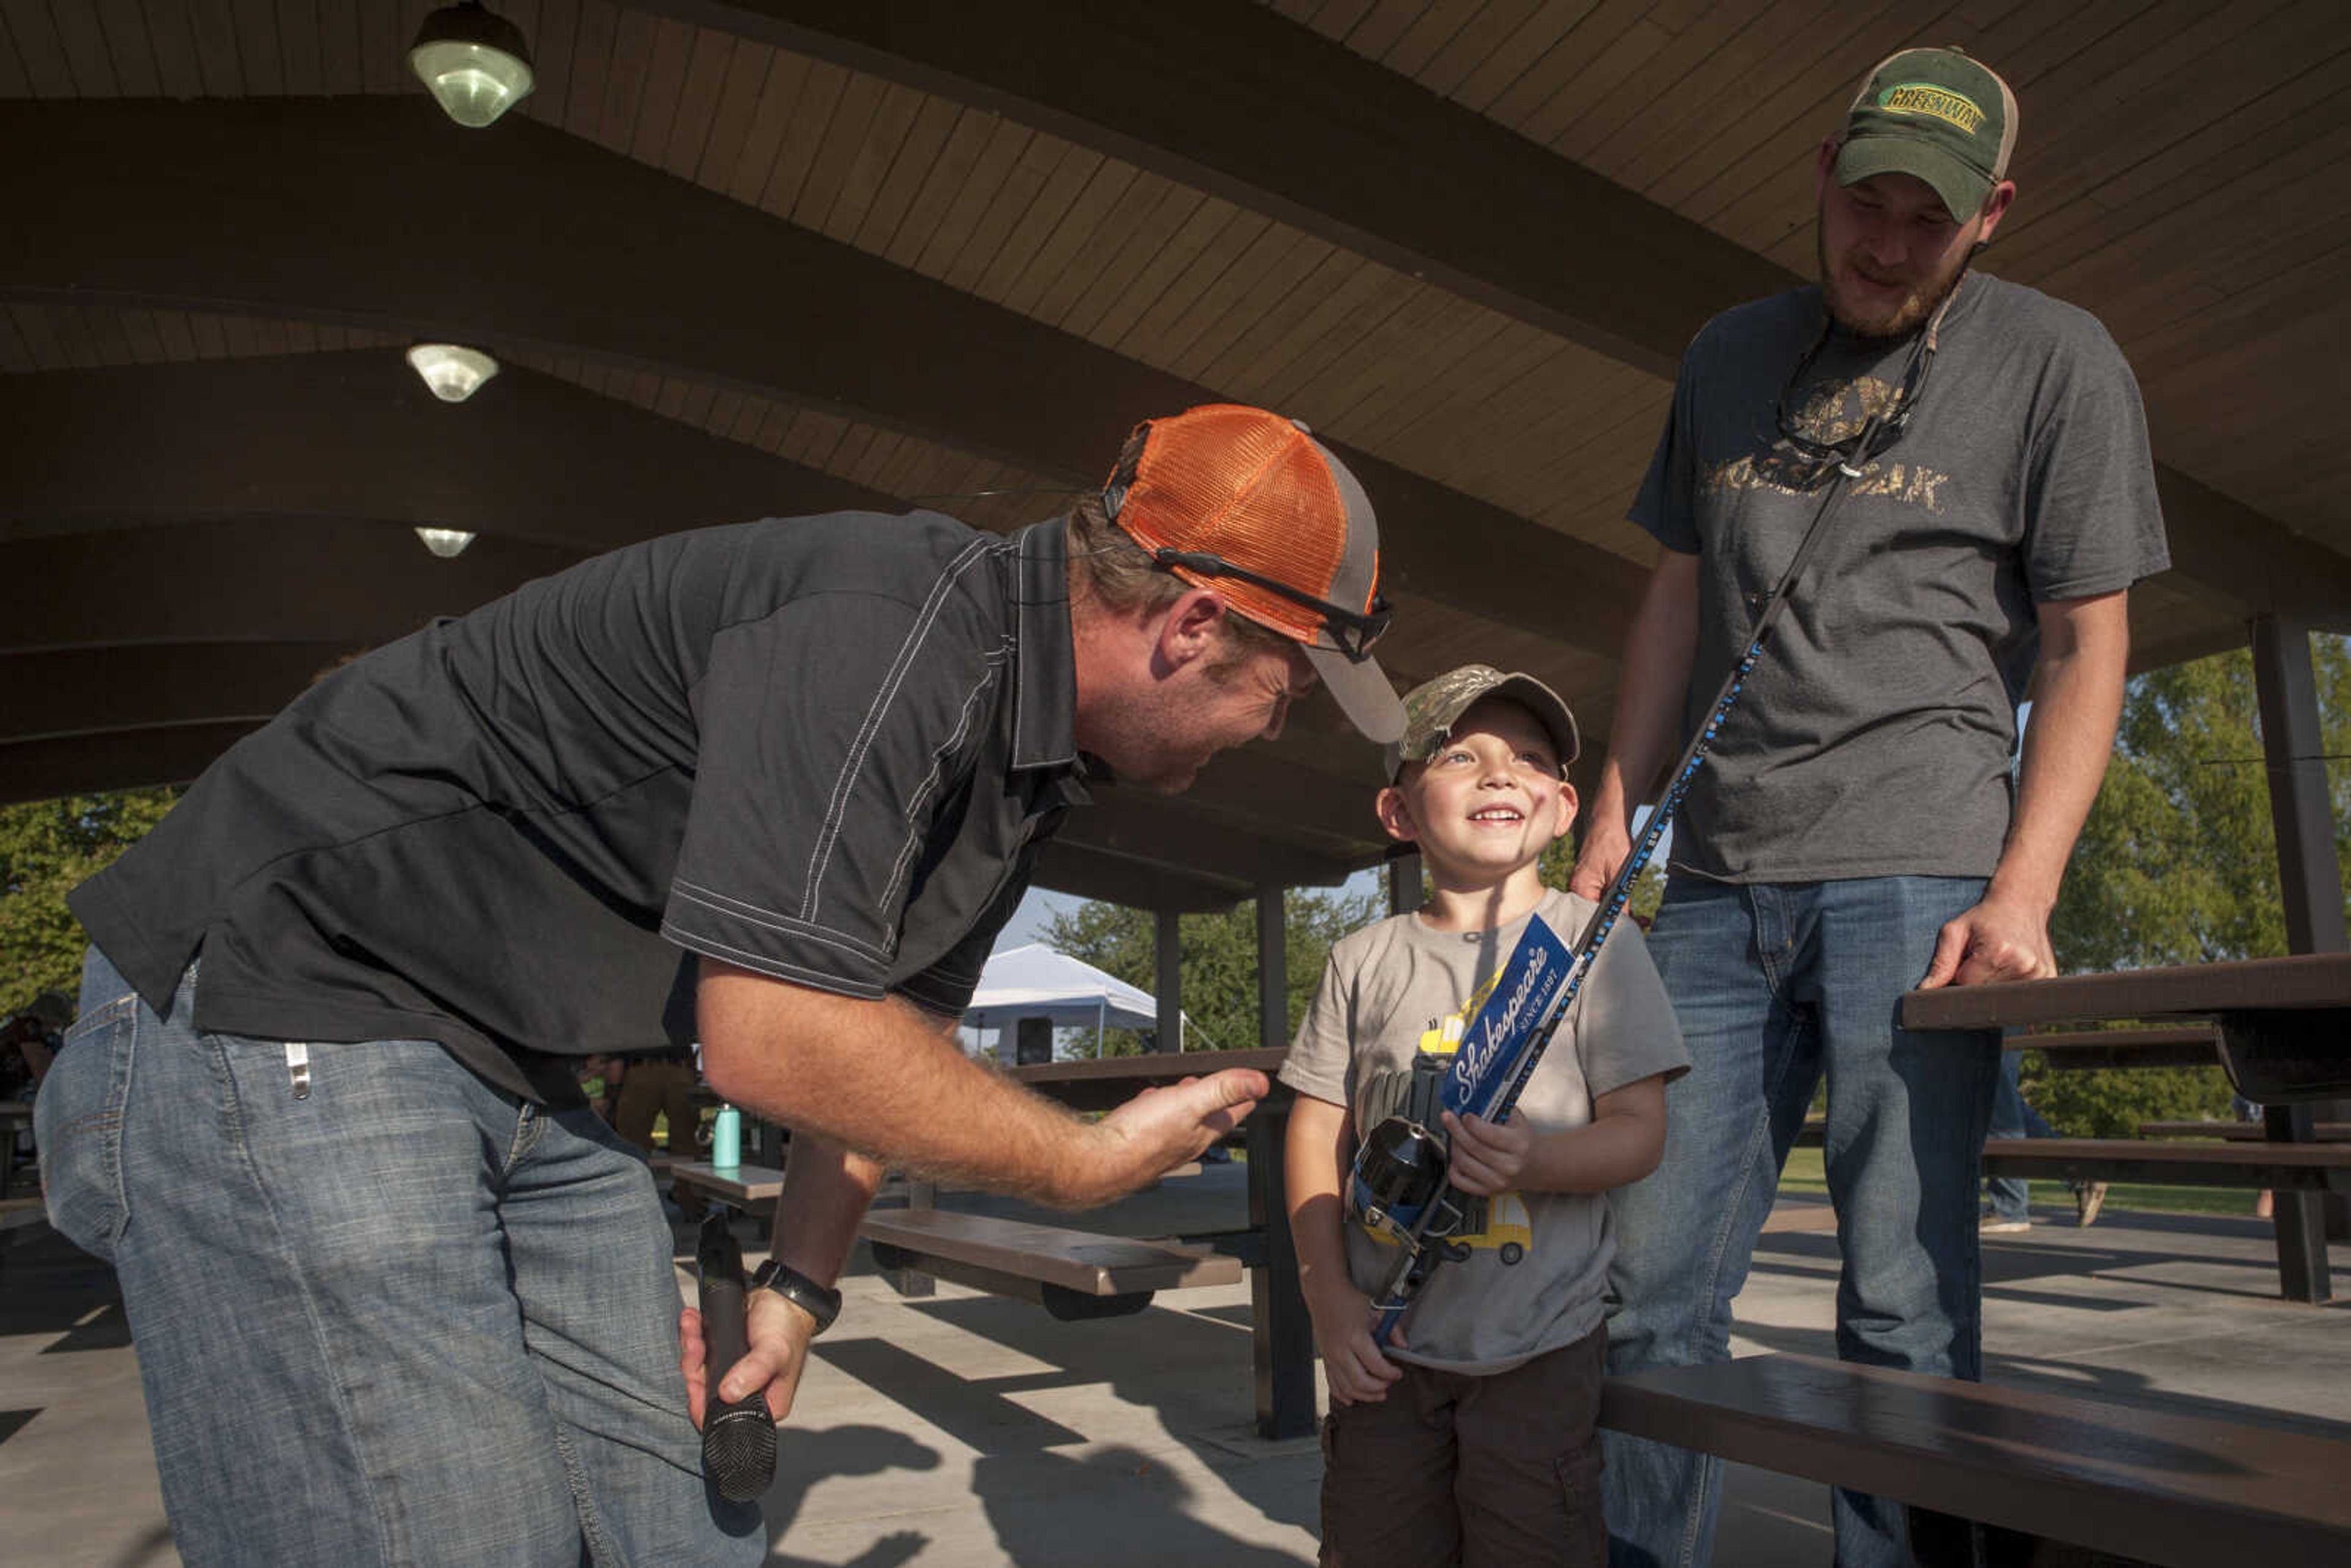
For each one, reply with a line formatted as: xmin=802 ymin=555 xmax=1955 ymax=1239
xmin=1 ymin=788 xmax=180 ymax=1016
xmin=1542 ymin=830 xmax=1665 ymax=925
xmin=1041 ymin=883 xmax=1382 ymax=1059
xmin=2028 ymin=636 xmax=2350 ymax=1133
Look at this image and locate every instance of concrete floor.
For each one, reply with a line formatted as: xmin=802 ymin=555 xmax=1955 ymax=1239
xmin=4 ymin=1171 xmax=2345 ymax=1566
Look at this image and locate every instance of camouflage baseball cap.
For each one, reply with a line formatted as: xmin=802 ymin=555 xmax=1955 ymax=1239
xmin=1834 ymin=46 xmax=2018 ymax=220
xmin=1389 ymin=664 xmax=1580 ymax=779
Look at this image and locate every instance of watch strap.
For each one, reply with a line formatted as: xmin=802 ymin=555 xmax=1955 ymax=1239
xmin=751 ymin=1258 xmax=841 ymax=1334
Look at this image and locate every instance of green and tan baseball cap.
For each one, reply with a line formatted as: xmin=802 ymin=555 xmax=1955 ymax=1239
xmin=1389 ymin=664 xmax=1580 ymax=780
xmin=1834 ymin=46 xmax=2019 ymax=220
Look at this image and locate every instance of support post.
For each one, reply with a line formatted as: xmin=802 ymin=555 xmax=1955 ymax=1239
xmin=1155 ymin=907 xmax=1182 ymax=1052
xmin=1250 ymin=883 xmax=1314 ymax=1438
xmin=2251 ymin=614 xmax=2349 ymax=956
xmin=1388 ymin=850 xmax=1425 ymax=916
xmin=2249 ymin=615 xmax=2348 ymax=1282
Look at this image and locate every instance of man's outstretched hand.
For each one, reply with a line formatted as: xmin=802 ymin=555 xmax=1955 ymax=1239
xmin=1066 ymin=1066 xmax=1266 ymax=1208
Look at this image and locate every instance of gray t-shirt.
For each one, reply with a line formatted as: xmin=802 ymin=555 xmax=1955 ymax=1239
xmin=1280 ymin=890 xmax=1689 ymax=1373
xmin=1632 ymin=275 xmax=2170 ymax=881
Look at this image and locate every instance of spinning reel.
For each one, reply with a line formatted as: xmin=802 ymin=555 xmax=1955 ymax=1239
xmin=1347 ymin=1054 xmax=1482 ymax=1297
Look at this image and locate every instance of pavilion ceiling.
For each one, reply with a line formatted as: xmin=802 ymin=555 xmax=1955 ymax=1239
xmin=4 ymin=0 xmax=2347 ymax=909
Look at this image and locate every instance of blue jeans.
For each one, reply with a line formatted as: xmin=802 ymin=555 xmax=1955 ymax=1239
xmin=1601 ymin=877 xmax=2001 ymax=1568
xmin=37 ymin=948 xmax=765 ymax=1567
xmin=1985 ymin=1050 xmax=2059 ymax=1221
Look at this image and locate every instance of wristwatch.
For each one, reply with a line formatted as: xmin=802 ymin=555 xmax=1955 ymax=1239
xmin=750 ymin=1258 xmax=842 ymax=1335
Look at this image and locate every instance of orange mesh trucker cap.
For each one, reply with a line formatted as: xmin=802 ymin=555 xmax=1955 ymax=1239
xmin=1102 ymin=403 xmax=1406 ymax=744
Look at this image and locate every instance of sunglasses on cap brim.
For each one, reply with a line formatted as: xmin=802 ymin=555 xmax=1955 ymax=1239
xmin=1148 ymin=547 xmax=1393 ymax=662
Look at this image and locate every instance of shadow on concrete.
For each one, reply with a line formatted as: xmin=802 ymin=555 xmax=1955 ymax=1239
xmin=761 ymin=1422 xmax=943 ymax=1568
xmin=972 ymin=1444 xmax=1305 ymax=1567
xmin=0 ymin=1226 xmax=131 ymax=1348
xmin=102 ymin=1521 xmax=177 ymax=1568
xmin=813 ymin=1289 xmax=1321 ymax=1553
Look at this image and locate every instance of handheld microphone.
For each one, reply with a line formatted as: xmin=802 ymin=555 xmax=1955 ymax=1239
xmin=696 ymin=1214 xmax=778 ymax=1502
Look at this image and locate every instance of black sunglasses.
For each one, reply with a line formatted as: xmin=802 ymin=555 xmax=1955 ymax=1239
xmin=1148 ymin=547 xmax=1393 ymax=662
xmin=1772 ymin=279 xmax=1963 ymax=490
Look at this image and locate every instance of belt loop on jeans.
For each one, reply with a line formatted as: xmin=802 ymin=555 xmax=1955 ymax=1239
xmin=285 ymin=1043 xmax=311 ymax=1100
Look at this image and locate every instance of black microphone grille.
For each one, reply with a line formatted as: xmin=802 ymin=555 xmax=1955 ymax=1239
xmin=704 ymin=1400 xmax=778 ymax=1503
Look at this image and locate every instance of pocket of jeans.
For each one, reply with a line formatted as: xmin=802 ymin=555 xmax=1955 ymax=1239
xmin=36 ymin=996 xmax=138 ymax=1258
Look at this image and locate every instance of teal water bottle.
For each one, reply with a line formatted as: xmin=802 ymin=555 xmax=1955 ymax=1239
xmin=711 ymin=1104 xmax=741 ymax=1168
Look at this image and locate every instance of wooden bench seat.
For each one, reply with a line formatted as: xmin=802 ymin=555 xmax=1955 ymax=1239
xmin=2014 ymin=1026 xmax=2222 ymax=1071
xmin=860 ymin=1208 xmax=1243 ymax=1321
xmin=1598 ymin=1352 xmax=2351 ymax=1566
xmin=667 ymin=1160 xmax=1244 ymax=1321
xmin=667 ymin=1161 xmax=785 ymax=1208
xmin=1983 ymin=1137 xmax=2351 ymax=1192
xmin=2138 ymin=1119 xmax=2351 ymax=1142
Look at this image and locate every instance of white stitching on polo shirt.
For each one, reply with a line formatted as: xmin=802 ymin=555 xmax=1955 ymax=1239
xmin=878 ymin=640 xmax=1010 ymax=931
xmin=801 ymin=538 xmax=994 ymax=927
xmin=668 ymin=881 xmax=891 ymax=962
xmin=659 ymin=920 xmax=889 ymax=998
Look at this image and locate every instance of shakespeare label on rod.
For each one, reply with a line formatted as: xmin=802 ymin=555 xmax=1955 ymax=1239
xmin=1439 ymin=913 xmax=1571 ymax=1124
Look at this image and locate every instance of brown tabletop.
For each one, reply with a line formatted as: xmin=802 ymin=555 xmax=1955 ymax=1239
xmin=1903 ymin=953 xmax=2351 ymax=1303
xmin=1002 ymin=1046 xmax=1290 ymax=1113
xmin=1901 ymin=952 xmax=2351 ymax=1032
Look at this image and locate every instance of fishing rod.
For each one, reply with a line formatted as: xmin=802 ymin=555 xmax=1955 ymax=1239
xmin=1350 ymin=293 xmax=1955 ymax=1342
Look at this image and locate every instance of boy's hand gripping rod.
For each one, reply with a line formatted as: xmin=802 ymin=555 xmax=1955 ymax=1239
xmin=1362 ymin=424 xmax=1894 ymax=1348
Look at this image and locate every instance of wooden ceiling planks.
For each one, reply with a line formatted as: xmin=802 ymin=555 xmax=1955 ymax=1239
xmin=368 ymin=4 xmax=1673 ymax=566
xmin=3 ymin=0 xmax=2344 ymax=859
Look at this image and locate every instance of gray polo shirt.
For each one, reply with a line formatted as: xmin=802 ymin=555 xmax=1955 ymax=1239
xmin=1632 ymin=275 xmax=2170 ymax=881
xmin=73 ymin=514 xmax=1087 ymax=1103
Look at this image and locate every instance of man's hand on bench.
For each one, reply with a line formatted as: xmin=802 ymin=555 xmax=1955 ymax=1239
xmin=678 ymin=1286 xmax=817 ymax=1435
xmin=1065 ymin=1067 xmax=1269 ymax=1208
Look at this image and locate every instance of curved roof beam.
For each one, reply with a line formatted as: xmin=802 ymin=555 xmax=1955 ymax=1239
xmin=0 ymin=97 xmax=1644 ymax=652
xmin=648 ymin=0 xmax=2351 ymax=626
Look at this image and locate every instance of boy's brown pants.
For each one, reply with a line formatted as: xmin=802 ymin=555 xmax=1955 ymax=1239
xmin=1319 ymin=1324 xmax=1607 ymax=1568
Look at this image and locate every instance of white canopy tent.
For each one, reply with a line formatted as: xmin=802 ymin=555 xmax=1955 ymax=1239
xmin=961 ymin=943 xmax=1184 ymax=1058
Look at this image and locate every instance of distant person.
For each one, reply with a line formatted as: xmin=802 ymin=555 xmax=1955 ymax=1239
xmin=615 ymin=1043 xmax=702 ymax=1155
xmin=1284 ymin=667 xmax=1688 ymax=1566
xmin=40 ymin=403 xmax=1403 ymax=1566
xmin=1568 ymin=46 xmax=2169 ymax=1564
xmin=2 ymin=996 xmax=66 ymax=1096
xmin=1981 ymin=1048 xmax=2103 ymax=1231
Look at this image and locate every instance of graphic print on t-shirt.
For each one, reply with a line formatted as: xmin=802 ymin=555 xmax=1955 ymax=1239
xmin=1698 ymin=372 xmax=1952 ymax=509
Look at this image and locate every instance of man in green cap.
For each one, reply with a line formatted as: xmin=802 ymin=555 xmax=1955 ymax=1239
xmin=1569 ymin=46 xmax=2170 ymax=1567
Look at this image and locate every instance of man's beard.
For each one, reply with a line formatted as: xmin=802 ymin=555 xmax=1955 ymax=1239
xmin=1816 ymin=225 xmax=1973 ymax=341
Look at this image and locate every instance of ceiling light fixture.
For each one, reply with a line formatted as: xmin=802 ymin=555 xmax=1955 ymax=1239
xmin=414 ymin=527 xmax=478 ymax=559
xmin=405 ymin=343 xmax=501 ymax=402
xmin=410 ymin=2 xmax=536 ymax=129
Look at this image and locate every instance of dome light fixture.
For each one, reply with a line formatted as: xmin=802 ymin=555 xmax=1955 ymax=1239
xmin=410 ymin=2 xmax=535 ymax=129
xmin=414 ymin=527 xmax=479 ymax=559
xmin=406 ymin=343 xmax=500 ymax=403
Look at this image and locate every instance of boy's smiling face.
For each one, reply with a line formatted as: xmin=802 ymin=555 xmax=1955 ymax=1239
xmin=1376 ymin=696 xmax=1577 ymax=883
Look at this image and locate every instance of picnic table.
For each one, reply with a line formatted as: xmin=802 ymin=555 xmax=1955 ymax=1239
xmin=1000 ymin=1046 xmax=1311 ymax=1437
xmin=1903 ymin=953 xmax=2351 ymax=1302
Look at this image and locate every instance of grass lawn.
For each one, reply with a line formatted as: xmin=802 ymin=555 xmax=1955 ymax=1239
xmin=1777 ymin=1147 xmax=2263 ymax=1220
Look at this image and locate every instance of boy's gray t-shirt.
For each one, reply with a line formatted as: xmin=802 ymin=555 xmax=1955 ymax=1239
xmin=1280 ymin=890 xmax=1689 ymax=1373
xmin=1632 ymin=275 xmax=2170 ymax=882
